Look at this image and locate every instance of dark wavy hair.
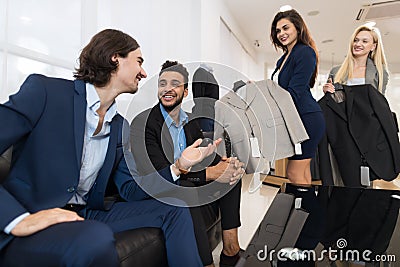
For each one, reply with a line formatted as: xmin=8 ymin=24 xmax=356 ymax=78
xmin=74 ymin=29 xmax=140 ymax=87
xmin=159 ymin=60 xmax=189 ymax=89
xmin=270 ymin=9 xmax=319 ymax=87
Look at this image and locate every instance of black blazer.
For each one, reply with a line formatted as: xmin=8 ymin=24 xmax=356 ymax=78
xmin=318 ymin=84 xmax=400 ymax=186
xmin=130 ymin=104 xmax=219 ymax=185
xmin=320 ymin=186 xmax=400 ymax=256
xmin=191 ymin=67 xmax=219 ymax=132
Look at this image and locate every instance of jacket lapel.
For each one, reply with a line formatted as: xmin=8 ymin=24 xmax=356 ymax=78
xmin=154 ymin=105 xmax=174 ymax=161
xmin=97 ymin=118 xmax=119 ymax=185
xmin=225 ymin=92 xmax=247 ymax=110
xmin=73 ymin=80 xmax=87 ymax=168
xmin=325 ymin=95 xmax=348 ymax=121
xmin=89 ymin=116 xmax=120 ymax=209
xmin=345 ymin=85 xmax=355 ymax=122
xmin=183 ymin=119 xmax=198 ymax=145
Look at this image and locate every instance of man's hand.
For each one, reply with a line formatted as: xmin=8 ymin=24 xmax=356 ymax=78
xmin=176 ymin=138 xmax=222 ymax=172
xmin=206 ymin=157 xmax=245 ymax=185
xmin=11 ymin=208 xmax=84 ymax=237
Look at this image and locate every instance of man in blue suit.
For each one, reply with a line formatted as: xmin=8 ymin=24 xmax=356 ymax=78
xmin=0 ymin=29 xmax=219 ymax=267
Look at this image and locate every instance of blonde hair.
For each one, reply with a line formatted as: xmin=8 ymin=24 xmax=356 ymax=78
xmin=335 ymin=25 xmax=388 ymax=93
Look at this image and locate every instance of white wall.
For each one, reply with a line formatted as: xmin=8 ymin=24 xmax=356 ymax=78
xmin=0 ymin=0 xmax=264 ymax=123
xmin=95 ymin=0 xmax=265 ymax=120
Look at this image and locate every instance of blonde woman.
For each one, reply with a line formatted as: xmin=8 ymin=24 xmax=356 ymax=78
xmin=323 ymin=25 xmax=389 ymax=94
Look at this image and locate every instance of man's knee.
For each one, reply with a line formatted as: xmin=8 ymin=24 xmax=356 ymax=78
xmin=63 ymin=221 xmax=119 ymax=267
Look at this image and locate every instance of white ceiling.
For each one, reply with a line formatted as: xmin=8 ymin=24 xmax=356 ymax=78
xmin=223 ymin=0 xmax=400 ymax=73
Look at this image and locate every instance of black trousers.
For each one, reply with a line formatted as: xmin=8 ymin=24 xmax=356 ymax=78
xmin=182 ymin=179 xmax=242 ymax=265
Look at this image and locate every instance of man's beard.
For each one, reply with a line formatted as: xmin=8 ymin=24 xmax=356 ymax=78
xmin=159 ymin=94 xmax=184 ymax=112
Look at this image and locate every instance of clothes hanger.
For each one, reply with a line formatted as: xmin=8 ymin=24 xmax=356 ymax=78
xmin=233 ymin=80 xmax=246 ymax=92
xmin=333 ymin=83 xmax=344 ymax=91
xmin=199 ymin=63 xmax=213 ymax=73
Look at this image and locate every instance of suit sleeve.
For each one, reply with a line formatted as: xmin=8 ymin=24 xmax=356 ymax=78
xmin=112 ymin=150 xmax=176 ymax=201
xmin=317 ymin=97 xmax=334 ymax=185
xmin=182 ymin=119 xmax=219 ymax=184
xmin=0 ymin=74 xmax=46 ymax=153
xmin=382 ymin=69 xmax=389 ymax=95
xmin=0 ymin=74 xmax=47 ymax=230
xmin=285 ymin=46 xmax=316 ymax=103
xmin=369 ymin=87 xmax=400 ymax=173
xmin=130 ymin=110 xmax=162 ymax=175
xmin=317 ymin=132 xmax=334 ymax=185
xmin=114 ymin=119 xmax=176 ymax=201
xmin=269 ymin=80 xmax=309 ymax=144
xmin=213 ymin=100 xmax=227 ymax=157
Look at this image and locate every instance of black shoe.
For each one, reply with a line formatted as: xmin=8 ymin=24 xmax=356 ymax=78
xmin=219 ymin=249 xmax=244 ymax=267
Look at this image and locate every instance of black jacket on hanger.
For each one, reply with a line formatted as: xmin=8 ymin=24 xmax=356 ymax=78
xmin=320 ymin=186 xmax=400 ymax=257
xmin=318 ymin=84 xmax=400 ymax=187
xmin=191 ymin=66 xmax=219 ymax=132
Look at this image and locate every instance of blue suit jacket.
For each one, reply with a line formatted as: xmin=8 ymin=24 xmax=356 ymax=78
xmin=272 ymin=43 xmax=321 ymax=115
xmin=0 ymin=74 xmax=173 ymax=250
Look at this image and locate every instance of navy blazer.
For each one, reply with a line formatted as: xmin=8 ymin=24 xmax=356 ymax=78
xmin=0 ymin=74 xmax=173 ymax=250
xmin=272 ymin=43 xmax=321 ymax=115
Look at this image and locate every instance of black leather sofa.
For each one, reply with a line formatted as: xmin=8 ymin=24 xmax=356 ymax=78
xmin=0 ymin=148 xmax=222 ymax=266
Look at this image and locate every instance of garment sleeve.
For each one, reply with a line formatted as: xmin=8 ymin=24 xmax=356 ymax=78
xmin=213 ymin=100 xmax=227 ymax=157
xmin=113 ymin=146 xmax=176 ymax=201
xmin=130 ymin=110 xmax=163 ymax=176
xmin=0 ymin=74 xmax=47 ymax=232
xmin=0 ymin=74 xmax=46 ymax=154
xmin=317 ymin=132 xmax=334 ymax=185
xmin=4 ymin=212 xmax=30 ymax=234
xmin=269 ymin=80 xmax=309 ymax=145
xmin=382 ymin=69 xmax=389 ymax=95
xmin=285 ymin=46 xmax=316 ymax=103
xmin=369 ymin=87 xmax=400 ymax=174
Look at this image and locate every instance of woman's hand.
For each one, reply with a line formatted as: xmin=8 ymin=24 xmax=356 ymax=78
xmin=322 ymin=78 xmax=335 ymax=93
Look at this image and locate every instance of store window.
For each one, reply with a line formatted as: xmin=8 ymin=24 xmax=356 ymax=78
xmin=7 ymin=0 xmax=81 ymax=62
xmin=3 ymin=54 xmax=73 ymax=103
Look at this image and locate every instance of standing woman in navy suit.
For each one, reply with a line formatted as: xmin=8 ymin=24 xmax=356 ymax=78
xmin=270 ymin=9 xmax=325 ymax=185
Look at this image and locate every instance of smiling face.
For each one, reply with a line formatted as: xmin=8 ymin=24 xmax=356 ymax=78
xmin=112 ymin=48 xmax=147 ymax=94
xmin=352 ymin=30 xmax=377 ymax=59
xmin=158 ymin=71 xmax=188 ymax=112
xmin=276 ymin=18 xmax=298 ymax=51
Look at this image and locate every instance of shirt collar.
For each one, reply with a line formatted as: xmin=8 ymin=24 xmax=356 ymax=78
xmin=159 ymin=103 xmax=188 ymax=128
xmin=86 ymin=83 xmax=118 ymax=123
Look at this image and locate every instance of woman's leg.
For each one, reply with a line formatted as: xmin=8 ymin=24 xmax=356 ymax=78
xmin=286 ymin=158 xmax=312 ymax=185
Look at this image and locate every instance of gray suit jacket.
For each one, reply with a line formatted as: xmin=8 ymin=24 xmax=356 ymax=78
xmin=214 ymin=80 xmax=309 ymax=173
xmin=329 ymin=57 xmax=389 ymax=94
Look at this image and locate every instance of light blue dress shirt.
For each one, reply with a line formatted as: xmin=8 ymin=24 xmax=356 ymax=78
xmin=159 ymin=103 xmax=188 ymax=162
xmin=69 ymin=83 xmax=118 ymax=204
